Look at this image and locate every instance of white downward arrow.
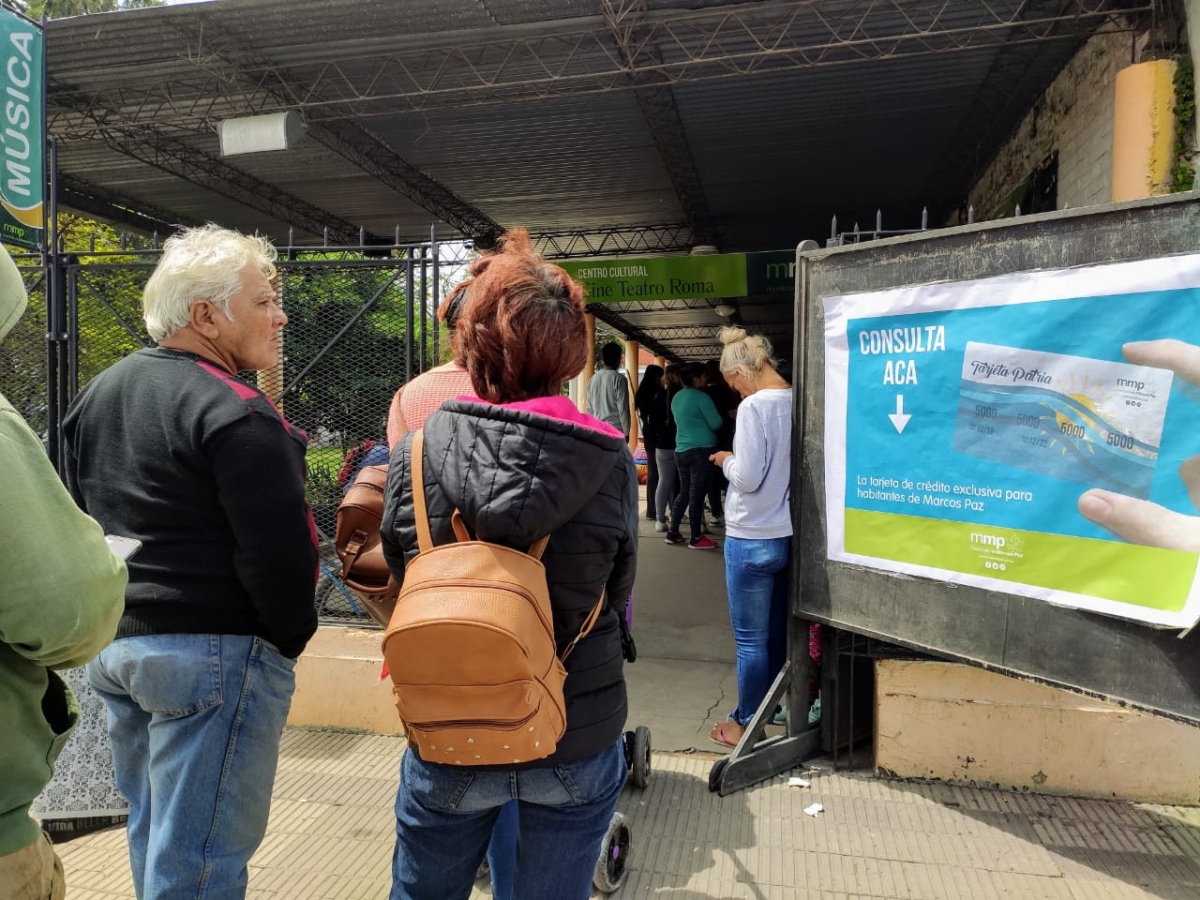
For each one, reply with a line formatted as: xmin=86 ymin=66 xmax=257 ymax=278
xmin=888 ymin=394 xmax=911 ymax=434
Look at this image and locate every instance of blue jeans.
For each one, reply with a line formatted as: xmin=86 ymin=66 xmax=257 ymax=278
xmin=87 ymin=634 xmax=296 ymax=900
xmin=670 ymin=447 xmax=716 ymax=540
xmin=486 ymin=800 xmax=519 ymax=900
xmin=724 ymin=536 xmax=790 ymax=726
xmin=390 ymin=739 xmax=627 ymax=900
xmin=654 ymin=448 xmax=679 ymax=525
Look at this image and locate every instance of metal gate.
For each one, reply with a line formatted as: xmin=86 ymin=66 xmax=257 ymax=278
xmin=0 ymin=235 xmax=473 ymax=624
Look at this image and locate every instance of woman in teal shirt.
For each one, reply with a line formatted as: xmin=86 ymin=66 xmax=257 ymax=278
xmin=665 ymin=363 xmax=724 ymax=549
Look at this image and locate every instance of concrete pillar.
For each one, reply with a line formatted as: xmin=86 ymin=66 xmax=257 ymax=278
xmin=625 ymin=339 xmax=639 ymax=451
xmin=575 ymin=313 xmax=596 ymax=413
xmin=1111 ymin=59 xmax=1179 ymax=201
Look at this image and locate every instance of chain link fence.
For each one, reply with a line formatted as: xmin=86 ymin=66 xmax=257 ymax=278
xmin=4 ymin=257 xmax=50 ymax=437
xmin=0 ymin=239 xmax=473 ymax=626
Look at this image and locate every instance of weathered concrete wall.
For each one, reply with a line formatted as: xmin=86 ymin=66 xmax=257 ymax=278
xmin=968 ymin=30 xmax=1132 ymax=218
xmin=876 ymin=660 xmax=1200 ymax=804
xmin=289 ymin=626 xmax=405 ymax=736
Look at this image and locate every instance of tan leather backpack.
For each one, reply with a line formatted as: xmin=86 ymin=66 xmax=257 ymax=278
xmin=334 ymin=464 xmax=398 ymax=627
xmin=382 ymin=429 xmax=603 ymax=766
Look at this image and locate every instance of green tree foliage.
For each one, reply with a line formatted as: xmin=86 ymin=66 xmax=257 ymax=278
xmin=279 ymin=257 xmax=414 ymax=451
xmin=0 ymin=214 xmax=147 ymax=438
xmin=1173 ymin=54 xmax=1196 ymax=193
xmin=22 ymin=0 xmax=160 ymax=19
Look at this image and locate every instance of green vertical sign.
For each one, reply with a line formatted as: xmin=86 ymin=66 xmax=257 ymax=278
xmin=0 ymin=9 xmax=42 ymax=250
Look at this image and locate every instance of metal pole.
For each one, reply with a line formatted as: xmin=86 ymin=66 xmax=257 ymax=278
xmin=405 ymin=247 xmax=414 ymax=383
xmin=418 ymin=247 xmax=428 ymax=374
xmin=46 ymin=137 xmax=66 ymax=470
xmin=66 ymin=259 xmax=79 ymax=401
xmin=431 ymin=226 xmax=440 ymax=363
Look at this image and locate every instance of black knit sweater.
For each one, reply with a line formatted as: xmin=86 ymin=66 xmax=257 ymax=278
xmin=62 ymin=348 xmax=318 ymax=658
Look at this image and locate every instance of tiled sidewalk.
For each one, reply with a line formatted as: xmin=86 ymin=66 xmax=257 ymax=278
xmin=57 ymin=728 xmax=1200 ymax=899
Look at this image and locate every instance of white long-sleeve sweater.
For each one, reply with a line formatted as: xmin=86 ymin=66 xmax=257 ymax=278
xmin=721 ymin=387 xmax=793 ymax=540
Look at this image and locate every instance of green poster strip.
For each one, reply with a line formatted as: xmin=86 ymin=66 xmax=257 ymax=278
xmin=844 ymin=508 xmax=1195 ymax=612
xmin=745 ymin=250 xmax=795 ymax=296
xmin=0 ymin=10 xmax=42 ymax=250
xmin=560 ymin=253 xmax=748 ymax=303
xmin=561 ymin=250 xmax=798 ymax=303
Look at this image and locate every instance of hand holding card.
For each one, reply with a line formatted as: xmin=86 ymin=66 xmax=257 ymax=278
xmin=1078 ymin=340 xmax=1200 ymax=553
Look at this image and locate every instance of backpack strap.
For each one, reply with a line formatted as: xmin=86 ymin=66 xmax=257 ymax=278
xmin=561 ymin=590 xmax=607 ymax=663
xmin=411 ymin=430 xmax=435 ymax=554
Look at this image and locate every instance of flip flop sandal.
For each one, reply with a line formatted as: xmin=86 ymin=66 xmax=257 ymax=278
xmin=709 ymin=720 xmax=743 ymax=749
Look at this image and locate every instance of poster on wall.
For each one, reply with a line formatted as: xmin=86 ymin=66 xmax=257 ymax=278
xmin=823 ymin=253 xmax=1200 ymax=630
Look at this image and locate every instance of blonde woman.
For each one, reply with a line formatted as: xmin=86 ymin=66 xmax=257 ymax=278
xmin=707 ymin=326 xmax=793 ymax=748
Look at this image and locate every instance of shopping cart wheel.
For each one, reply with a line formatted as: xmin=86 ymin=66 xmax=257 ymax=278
xmin=592 ymin=812 xmax=632 ymax=893
xmin=708 ymin=757 xmax=728 ymax=793
xmin=629 ymin=725 xmax=651 ymax=788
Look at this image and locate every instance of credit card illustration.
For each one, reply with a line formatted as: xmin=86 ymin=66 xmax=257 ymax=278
xmin=952 ymin=341 xmax=1173 ymax=498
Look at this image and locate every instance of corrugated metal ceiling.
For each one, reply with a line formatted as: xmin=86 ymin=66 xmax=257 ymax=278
xmin=44 ymin=0 xmax=1147 ymax=355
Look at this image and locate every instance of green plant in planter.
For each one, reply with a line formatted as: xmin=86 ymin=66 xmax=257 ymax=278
xmin=306 ymin=462 xmax=344 ymax=538
xmin=1172 ymin=54 xmax=1196 ymax=193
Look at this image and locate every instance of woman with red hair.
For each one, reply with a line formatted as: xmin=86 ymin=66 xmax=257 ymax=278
xmin=381 ymin=230 xmax=637 ymax=900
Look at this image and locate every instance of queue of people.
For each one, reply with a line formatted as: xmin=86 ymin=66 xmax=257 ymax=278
xmin=3 ymin=221 xmax=794 ymax=900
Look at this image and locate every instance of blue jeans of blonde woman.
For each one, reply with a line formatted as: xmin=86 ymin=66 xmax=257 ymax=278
xmin=724 ymin=536 xmax=790 ymax=726
xmin=390 ymin=739 xmax=626 ymax=900
xmin=87 ymin=634 xmax=296 ymax=899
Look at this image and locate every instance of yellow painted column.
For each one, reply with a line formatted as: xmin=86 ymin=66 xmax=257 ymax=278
xmin=625 ymin=339 xmax=639 ymax=451
xmin=1111 ymin=59 xmax=1179 ymax=201
xmin=575 ymin=314 xmax=596 ymax=413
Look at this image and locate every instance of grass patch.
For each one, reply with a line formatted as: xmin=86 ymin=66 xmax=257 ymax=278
xmin=307 ymin=445 xmax=344 ymax=471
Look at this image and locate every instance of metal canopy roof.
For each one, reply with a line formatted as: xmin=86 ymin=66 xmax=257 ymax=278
xmin=45 ymin=0 xmax=1151 ymax=359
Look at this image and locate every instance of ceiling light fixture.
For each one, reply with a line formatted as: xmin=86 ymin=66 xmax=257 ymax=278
xmin=218 ymin=111 xmax=306 ymax=157
xmin=713 ymin=304 xmax=737 ymax=317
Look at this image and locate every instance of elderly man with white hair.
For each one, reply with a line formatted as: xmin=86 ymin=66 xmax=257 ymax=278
xmin=62 ymin=224 xmax=318 ymax=899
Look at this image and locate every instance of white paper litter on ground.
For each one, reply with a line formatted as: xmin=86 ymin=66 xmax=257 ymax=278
xmin=803 ymin=803 xmax=824 ymax=817
xmin=788 ymin=777 xmax=811 ymax=788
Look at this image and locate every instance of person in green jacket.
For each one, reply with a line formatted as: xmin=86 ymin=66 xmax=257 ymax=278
xmin=665 ymin=362 xmax=724 ymax=550
xmin=0 ymin=244 xmax=127 ymax=899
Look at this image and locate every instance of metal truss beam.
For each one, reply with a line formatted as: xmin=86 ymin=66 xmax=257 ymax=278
xmin=58 ymin=174 xmax=203 ymax=235
xmin=46 ymin=0 xmax=1150 ymax=133
xmin=587 ymin=305 xmax=680 ymax=362
xmin=165 ymin=19 xmax=501 ymax=241
xmin=533 ymin=224 xmax=696 ymax=258
xmin=604 ymin=0 xmax=718 ymax=247
xmin=663 ymin=343 xmax=725 ymax=358
xmin=602 ymin=296 xmax=726 ymax=313
xmin=51 ymin=86 xmax=369 ymax=244
xmin=311 ymin=121 xmax=500 ymax=240
xmin=631 ymin=324 xmax=724 ymax=342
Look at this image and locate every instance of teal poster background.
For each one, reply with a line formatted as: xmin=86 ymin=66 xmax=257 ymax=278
xmin=844 ymin=287 xmax=1200 ymax=541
